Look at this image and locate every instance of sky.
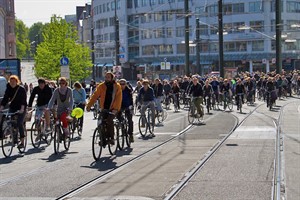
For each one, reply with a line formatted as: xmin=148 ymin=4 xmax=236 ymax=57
xmin=15 ymin=0 xmax=91 ymax=27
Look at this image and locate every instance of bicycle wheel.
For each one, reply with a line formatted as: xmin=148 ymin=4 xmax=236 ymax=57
xmin=92 ymin=127 xmax=102 ymax=161
xmin=188 ymin=104 xmax=196 ymax=124
xmin=77 ymin=120 xmax=82 ymax=137
xmin=1 ymin=127 xmax=14 ymax=157
xmin=53 ymin=126 xmax=60 ymax=154
xmin=117 ymin=124 xmax=124 ymax=151
xmin=63 ymin=129 xmax=71 ymax=151
xmin=148 ymin=110 xmax=155 ymax=134
xmin=18 ymin=126 xmax=27 ymax=153
xmin=44 ymin=120 xmax=54 ymax=145
xmin=138 ymin=115 xmax=148 ymax=137
xmin=122 ymin=121 xmax=129 ymax=148
xmin=108 ymin=124 xmax=118 ymax=155
xmin=227 ymin=99 xmax=233 ymax=111
xmin=30 ymin=122 xmax=41 ymax=148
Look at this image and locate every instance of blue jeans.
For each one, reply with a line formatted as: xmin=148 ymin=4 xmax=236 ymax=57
xmin=154 ymin=96 xmax=163 ymax=112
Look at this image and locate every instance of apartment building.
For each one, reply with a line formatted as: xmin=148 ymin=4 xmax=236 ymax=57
xmin=0 ymin=0 xmax=16 ymax=59
xmin=92 ymin=0 xmax=300 ymax=79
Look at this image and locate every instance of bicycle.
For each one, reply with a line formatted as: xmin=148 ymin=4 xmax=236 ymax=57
xmin=91 ymin=100 xmax=99 ymax=119
xmin=1 ymin=109 xmax=27 ymax=157
xmin=115 ymin=108 xmax=131 ymax=150
xmin=172 ymin=93 xmax=180 ymax=112
xmin=163 ymin=94 xmax=171 ymax=110
xmin=92 ymin=110 xmax=119 ymax=161
xmin=220 ymin=92 xmax=233 ymax=111
xmin=70 ymin=103 xmax=84 ymax=139
xmin=30 ymin=107 xmax=54 ymax=148
xmin=236 ymin=93 xmax=244 ymax=113
xmin=138 ymin=103 xmax=155 ymax=138
xmin=53 ymin=116 xmax=71 ymax=154
xmin=188 ymin=97 xmax=204 ymax=124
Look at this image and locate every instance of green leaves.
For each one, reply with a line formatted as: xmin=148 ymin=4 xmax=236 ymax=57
xmin=15 ymin=19 xmax=30 ymax=59
xmin=34 ymin=15 xmax=92 ymax=81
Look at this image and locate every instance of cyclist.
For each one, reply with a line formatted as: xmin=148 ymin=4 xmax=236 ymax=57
xmin=86 ymin=72 xmax=122 ymax=145
xmin=0 ymin=75 xmax=27 ymax=148
xmin=163 ymin=80 xmax=172 ymax=107
xmin=138 ymin=80 xmax=156 ymax=135
xmin=153 ymin=78 xmax=164 ymax=113
xmin=72 ymin=81 xmax=86 ymax=132
xmin=47 ymin=77 xmax=74 ymax=138
xmin=220 ymin=79 xmax=231 ymax=102
xmin=203 ymin=79 xmax=213 ymax=106
xmin=235 ymin=79 xmax=246 ymax=110
xmin=211 ymin=76 xmax=220 ymax=103
xmin=171 ymin=80 xmax=180 ymax=110
xmin=28 ymin=78 xmax=53 ymax=133
xmin=189 ymin=76 xmax=204 ymax=118
xmin=266 ymin=77 xmax=276 ymax=108
xmin=245 ymin=77 xmax=254 ymax=104
xmin=118 ymin=79 xmax=134 ymax=143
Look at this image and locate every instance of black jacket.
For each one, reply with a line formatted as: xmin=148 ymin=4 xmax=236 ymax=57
xmin=189 ymin=83 xmax=203 ymax=97
xmin=153 ymin=83 xmax=164 ymax=97
xmin=28 ymin=84 xmax=53 ymax=107
xmin=1 ymin=84 xmax=27 ymax=112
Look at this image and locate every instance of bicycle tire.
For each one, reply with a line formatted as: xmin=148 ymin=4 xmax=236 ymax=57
xmin=108 ymin=124 xmax=118 ymax=155
xmin=188 ymin=105 xmax=196 ymax=124
xmin=63 ymin=130 xmax=71 ymax=151
xmin=148 ymin=111 xmax=155 ymax=135
xmin=138 ymin=115 xmax=148 ymax=137
xmin=18 ymin=126 xmax=27 ymax=153
xmin=92 ymin=127 xmax=102 ymax=161
xmin=1 ymin=127 xmax=13 ymax=157
xmin=227 ymin=100 xmax=233 ymax=111
xmin=30 ymin=122 xmax=41 ymax=148
xmin=53 ymin=126 xmax=60 ymax=154
xmin=123 ymin=121 xmax=130 ymax=148
xmin=117 ymin=124 xmax=124 ymax=151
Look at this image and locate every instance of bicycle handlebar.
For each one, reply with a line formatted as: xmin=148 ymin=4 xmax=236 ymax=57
xmin=0 ymin=109 xmax=20 ymax=116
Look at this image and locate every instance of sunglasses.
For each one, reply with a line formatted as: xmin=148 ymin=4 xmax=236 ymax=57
xmin=120 ymin=83 xmax=126 ymax=85
xmin=59 ymin=82 xmax=66 ymax=85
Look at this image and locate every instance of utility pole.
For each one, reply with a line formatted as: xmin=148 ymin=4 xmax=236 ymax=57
xmin=196 ymin=18 xmax=201 ymax=75
xmin=218 ymin=0 xmax=224 ymax=78
xmin=91 ymin=27 xmax=95 ymax=80
xmin=275 ymin=0 xmax=282 ymax=74
xmin=115 ymin=0 xmax=120 ymax=67
xmin=184 ymin=0 xmax=190 ymax=76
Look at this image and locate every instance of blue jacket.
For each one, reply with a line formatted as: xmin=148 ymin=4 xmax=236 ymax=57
xmin=138 ymin=86 xmax=154 ymax=102
xmin=73 ymin=88 xmax=86 ymax=104
xmin=121 ymin=86 xmax=133 ymax=108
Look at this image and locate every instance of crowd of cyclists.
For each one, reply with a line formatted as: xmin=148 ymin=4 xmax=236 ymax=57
xmin=0 ymin=69 xmax=299 ymax=158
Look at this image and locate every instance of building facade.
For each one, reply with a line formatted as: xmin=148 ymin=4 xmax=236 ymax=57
xmin=92 ymin=0 xmax=300 ymax=79
xmin=0 ymin=0 xmax=16 ymax=59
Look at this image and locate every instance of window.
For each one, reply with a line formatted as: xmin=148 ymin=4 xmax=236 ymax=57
xmin=287 ymin=20 xmax=300 ymax=30
xmin=153 ymin=29 xmax=164 ymax=38
xmin=250 ymin=21 xmax=264 ymax=32
xmin=166 ymin=27 xmax=172 ymax=37
xmin=107 ymin=3 xmax=110 ymax=11
xmin=271 ymin=1 xmax=283 ymax=12
xmin=134 ymin=0 xmax=139 ymax=8
xmin=210 ymin=25 xmax=218 ymax=35
xmin=224 ymin=42 xmax=235 ymax=52
xmin=109 ymin=17 xmax=115 ymax=26
xmin=142 ymin=45 xmax=155 ymax=55
xmin=158 ymin=45 xmax=173 ymax=54
xmin=232 ymin=3 xmax=244 ymax=13
xmin=110 ymin=33 xmax=115 ymax=41
xmin=200 ymin=25 xmax=209 ymax=35
xmin=154 ymin=12 xmax=164 ymax=21
xmin=166 ymin=11 xmax=173 ymax=21
xmin=127 ymin=0 xmax=133 ymax=8
xmin=223 ymin=4 xmax=233 ymax=15
xmin=252 ymin=40 xmax=264 ymax=51
xmin=233 ymin=22 xmax=245 ymax=33
xmin=287 ymin=1 xmax=300 ymax=13
xmin=249 ymin=2 xmax=263 ymax=13
xmin=176 ymin=27 xmax=184 ymax=37
xmin=103 ymin=4 xmax=106 ymax=12
xmin=141 ymin=14 xmax=152 ymax=23
xmin=111 ymin=1 xmax=115 ymax=10
xmin=99 ymin=5 xmax=102 ymax=13
xmin=206 ymin=4 xmax=218 ymax=16
xmin=141 ymin=0 xmax=147 ymax=6
xmin=150 ymin=0 xmax=156 ymax=6
xmin=141 ymin=30 xmax=152 ymax=39
xmin=158 ymin=0 xmax=165 ymax=4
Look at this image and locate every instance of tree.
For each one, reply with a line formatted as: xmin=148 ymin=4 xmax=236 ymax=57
xmin=35 ymin=16 xmax=92 ymax=81
xmin=29 ymin=22 xmax=45 ymax=57
xmin=15 ymin=19 xmax=30 ymax=59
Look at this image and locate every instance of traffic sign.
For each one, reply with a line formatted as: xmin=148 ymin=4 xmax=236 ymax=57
xmin=166 ymin=62 xmax=171 ymax=70
xmin=161 ymin=62 xmax=166 ymax=70
xmin=60 ymin=57 xmax=69 ymax=66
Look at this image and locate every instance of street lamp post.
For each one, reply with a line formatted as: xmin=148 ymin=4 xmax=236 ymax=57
xmin=91 ymin=27 xmax=95 ymax=80
xmin=275 ymin=0 xmax=282 ymax=74
xmin=115 ymin=0 xmax=120 ymax=67
xmin=184 ymin=0 xmax=190 ymax=76
xmin=195 ymin=18 xmax=201 ymax=75
xmin=218 ymin=0 xmax=224 ymax=78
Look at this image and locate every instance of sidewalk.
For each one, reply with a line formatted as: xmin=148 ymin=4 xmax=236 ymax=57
xmin=282 ymin=101 xmax=300 ymax=200
xmin=174 ymin=101 xmax=299 ymax=200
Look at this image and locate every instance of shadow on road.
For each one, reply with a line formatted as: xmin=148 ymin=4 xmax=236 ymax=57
xmin=82 ymin=156 xmax=117 ymax=171
xmin=0 ymin=153 xmax=24 ymax=164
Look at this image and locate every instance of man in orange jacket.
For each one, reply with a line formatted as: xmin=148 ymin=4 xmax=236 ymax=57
xmin=86 ymin=72 xmax=122 ymax=145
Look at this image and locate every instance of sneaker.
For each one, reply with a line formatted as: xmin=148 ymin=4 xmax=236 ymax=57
xmin=151 ymin=133 xmax=156 ymax=137
xmin=129 ymin=135 xmax=134 ymax=143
